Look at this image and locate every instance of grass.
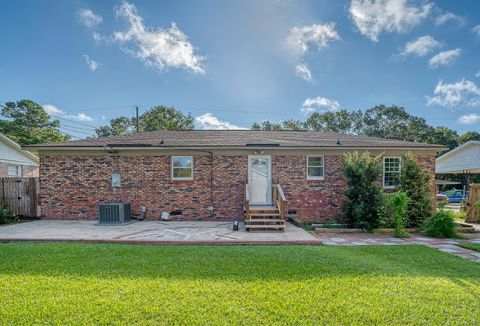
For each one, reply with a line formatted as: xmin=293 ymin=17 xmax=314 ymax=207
xmin=0 ymin=243 xmax=479 ymax=325
xmin=458 ymin=243 xmax=480 ymax=253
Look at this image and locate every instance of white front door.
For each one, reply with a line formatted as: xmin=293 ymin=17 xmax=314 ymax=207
xmin=248 ymin=155 xmax=272 ymax=205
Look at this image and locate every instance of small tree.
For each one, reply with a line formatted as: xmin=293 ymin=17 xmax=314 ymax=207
xmin=342 ymin=151 xmax=384 ymax=230
xmin=390 ymin=191 xmax=410 ymax=238
xmin=400 ymin=152 xmax=433 ymax=227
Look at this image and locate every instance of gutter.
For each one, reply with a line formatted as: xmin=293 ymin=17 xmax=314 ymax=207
xmin=23 ymin=145 xmax=448 ymax=152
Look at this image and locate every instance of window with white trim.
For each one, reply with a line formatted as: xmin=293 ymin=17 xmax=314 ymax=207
xmin=307 ymin=155 xmax=324 ymax=180
xmin=7 ymin=165 xmax=21 ymax=177
xmin=171 ymin=156 xmax=193 ymax=180
xmin=383 ymin=157 xmax=401 ymax=188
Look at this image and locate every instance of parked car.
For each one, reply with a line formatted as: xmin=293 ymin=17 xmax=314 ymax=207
xmin=440 ymin=189 xmax=466 ymax=204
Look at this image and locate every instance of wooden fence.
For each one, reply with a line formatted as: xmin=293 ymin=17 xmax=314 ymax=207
xmin=0 ymin=177 xmax=39 ymax=217
xmin=466 ymin=183 xmax=480 ymax=223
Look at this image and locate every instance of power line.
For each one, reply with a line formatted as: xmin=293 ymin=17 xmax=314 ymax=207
xmin=59 ymin=127 xmax=95 ymax=137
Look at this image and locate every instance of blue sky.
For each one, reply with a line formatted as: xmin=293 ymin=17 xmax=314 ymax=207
xmin=1 ymin=0 xmax=479 ymax=139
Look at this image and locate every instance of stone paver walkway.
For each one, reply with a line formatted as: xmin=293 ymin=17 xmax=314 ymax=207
xmin=316 ymin=233 xmax=480 ymax=262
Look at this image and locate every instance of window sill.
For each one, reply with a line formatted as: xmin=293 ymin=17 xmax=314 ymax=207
xmin=383 ymin=186 xmax=398 ymax=189
xmin=307 ymin=177 xmax=325 ymax=181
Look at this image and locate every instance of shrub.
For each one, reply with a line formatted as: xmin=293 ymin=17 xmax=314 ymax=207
xmin=342 ymin=151 xmax=384 ymax=230
xmin=423 ymin=211 xmax=458 ymax=238
xmin=400 ymin=152 xmax=433 ymax=227
xmin=390 ymin=191 xmax=410 ymax=238
xmin=0 ymin=202 xmax=17 ymax=224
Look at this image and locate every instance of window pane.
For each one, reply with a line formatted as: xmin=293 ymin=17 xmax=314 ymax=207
xmin=173 ymin=156 xmax=192 ymax=168
xmin=308 ymin=167 xmax=323 ymax=177
xmin=173 ymin=168 xmax=192 ymax=178
xmin=308 ymin=156 xmax=323 ymax=167
xmin=7 ymin=165 xmax=20 ymax=176
xmin=384 ymin=157 xmax=400 ymax=187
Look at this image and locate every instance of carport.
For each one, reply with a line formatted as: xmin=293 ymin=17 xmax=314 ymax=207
xmin=436 ymin=140 xmax=480 ymax=197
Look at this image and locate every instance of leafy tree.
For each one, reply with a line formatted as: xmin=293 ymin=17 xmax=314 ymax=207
xmin=304 ymin=110 xmax=361 ymax=133
xmin=428 ymin=126 xmax=459 ymax=151
xmin=458 ymin=131 xmax=480 ymax=144
xmin=358 ymin=105 xmax=433 ymax=142
xmin=95 ymin=117 xmax=134 ymax=137
xmin=140 ymin=106 xmax=194 ymax=131
xmin=251 ymin=121 xmax=283 ymax=130
xmin=281 ymin=119 xmax=306 ymax=130
xmin=95 ymin=105 xmax=194 ymax=137
xmin=0 ymin=100 xmax=69 ymax=145
xmin=400 ymin=152 xmax=433 ymax=227
xmin=249 ymin=104 xmax=480 ymax=152
xmin=342 ymin=151 xmax=384 ymax=230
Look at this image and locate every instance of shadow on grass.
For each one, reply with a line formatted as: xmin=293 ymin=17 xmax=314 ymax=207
xmin=0 ymin=243 xmax=479 ymax=281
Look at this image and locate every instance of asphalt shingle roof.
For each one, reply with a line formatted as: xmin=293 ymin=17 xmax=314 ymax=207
xmin=24 ymin=130 xmax=445 ymax=150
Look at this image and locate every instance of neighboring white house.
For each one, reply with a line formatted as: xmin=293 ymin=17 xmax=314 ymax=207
xmin=0 ymin=133 xmax=39 ymax=177
xmin=436 ymin=141 xmax=480 ymax=174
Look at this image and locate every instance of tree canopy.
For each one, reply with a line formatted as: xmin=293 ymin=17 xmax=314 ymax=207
xmin=0 ymin=99 xmax=69 ymax=145
xmin=95 ymin=106 xmax=194 ymax=137
xmin=251 ymin=105 xmax=469 ymax=150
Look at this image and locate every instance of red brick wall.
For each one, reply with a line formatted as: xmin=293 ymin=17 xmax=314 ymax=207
xmin=272 ymin=155 xmax=346 ymax=223
xmin=40 ymin=155 xmax=231 ymax=220
xmin=39 ymin=153 xmax=436 ymax=223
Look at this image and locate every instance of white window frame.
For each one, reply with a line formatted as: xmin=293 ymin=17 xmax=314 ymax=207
xmin=306 ymin=155 xmax=325 ymax=180
xmin=7 ymin=165 xmax=21 ymax=177
xmin=383 ymin=156 xmax=401 ymax=189
xmin=171 ymin=156 xmax=194 ymax=180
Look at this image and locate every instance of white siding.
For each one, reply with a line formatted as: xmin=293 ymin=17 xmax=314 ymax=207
xmin=0 ymin=138 xmax=38 ymax=166
xmin=436 ymin=143 xmax=480 ymax=174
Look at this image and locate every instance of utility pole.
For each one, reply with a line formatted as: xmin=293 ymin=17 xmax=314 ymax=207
xmin=135 ymin=106 xmax=139 ymax=133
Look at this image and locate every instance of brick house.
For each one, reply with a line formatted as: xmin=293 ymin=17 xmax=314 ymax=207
xmin=25 ymin=130 xmax=444 ymax=224
xmin=0 ymin=133 xmax=39 ymax=177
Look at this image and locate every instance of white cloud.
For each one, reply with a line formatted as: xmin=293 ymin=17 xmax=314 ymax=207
xmin=435 ymin=11 xmax=464 ymax=26
xmin=83 ymin=54 xmax=101 ymax=71
xmin=476 ymin=70 xmax=480 ymax=78
xmin=400 ymin=35 xmax=442 ymax=57
xmin=194 ymin=113 xmax=245 ymax=130
xmin=301 ymin=97 xmax=342 ymax=114
xmin=79 ymin=9 xmax=103 ymax=28
xmin=294 ymin=64 xmax=312 ymax=82
xmin=458 ymin=114 xmax=480 ymax=125
xmin=92 ymin=31 xmax=107 ymax=44
xmin=349 ymin=0 xmax=432 ymax=42
xmin=426 ymin=79 xmax=480 ymax=107
xmin=287 ymin=23 xmax=339 ymax=81
xmin=473 ymin=25 xmax=480 ymax=37
xmin=113 ymin=1 xmax=205 ymax=73
xmin=43 ymin=104 xmax=63 ymax=116
xmin=287 ymin=23 xmax=340 ymax=57
xmin=43 ymin=104 xmax=93 ymax=122
xmin=428 ymin=48 xmax=461 ymax=68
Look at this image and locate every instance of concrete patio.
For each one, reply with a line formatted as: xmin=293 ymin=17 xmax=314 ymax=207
xmin=0 ymin=220 xmax=319 ymax=244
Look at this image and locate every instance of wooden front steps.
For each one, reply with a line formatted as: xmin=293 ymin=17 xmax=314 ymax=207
xmin=245 ymin=206 xmax=285 ymax=232
xmin=245 ymin=184 xmax=288 ymax=232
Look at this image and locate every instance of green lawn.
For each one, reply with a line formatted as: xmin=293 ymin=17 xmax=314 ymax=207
xmin=458 ymin=243 xmax=480 ymax=253
xmin=1 ymin=243 xmax=479 ymax=325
